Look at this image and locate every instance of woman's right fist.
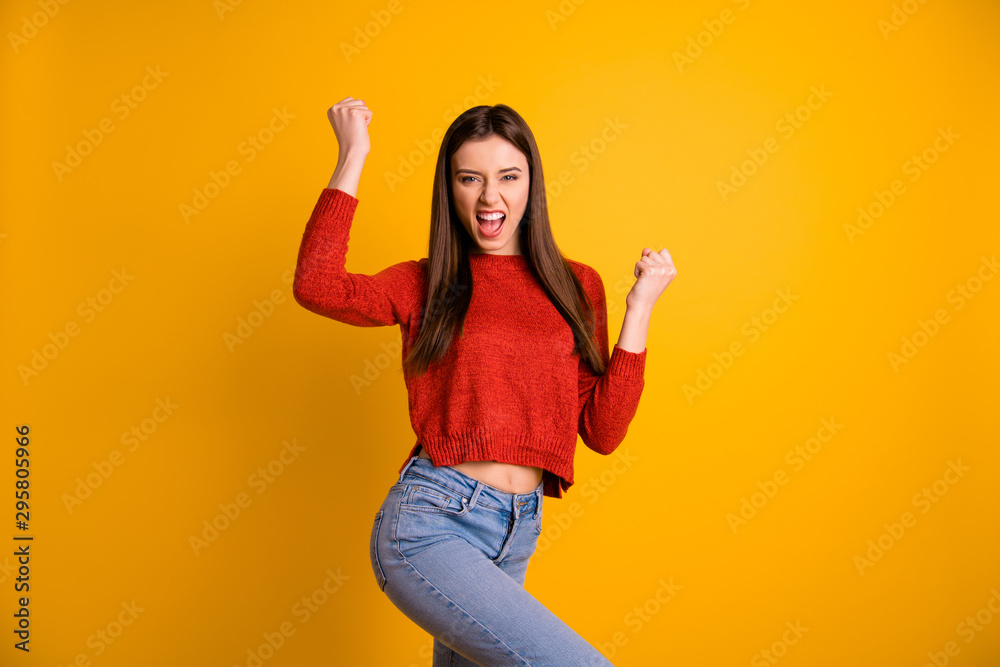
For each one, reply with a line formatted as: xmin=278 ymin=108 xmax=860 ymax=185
xmin=327 ymin=97 xmax=373 ymax=156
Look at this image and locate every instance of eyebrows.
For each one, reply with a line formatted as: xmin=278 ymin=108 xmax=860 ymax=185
xmin=454 ymin=166 xmax=523 ymax=176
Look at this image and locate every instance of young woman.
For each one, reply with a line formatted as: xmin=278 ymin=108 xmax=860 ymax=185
xmin=293 ymin=97 xmax=676 ymax=666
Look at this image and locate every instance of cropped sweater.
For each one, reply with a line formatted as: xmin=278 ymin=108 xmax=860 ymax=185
xmin=292 ymin=188 xmax=647 ymax=498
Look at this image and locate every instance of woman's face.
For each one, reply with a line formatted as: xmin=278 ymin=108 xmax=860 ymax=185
xmin=450 ymin=134 xmax=530 ymax=255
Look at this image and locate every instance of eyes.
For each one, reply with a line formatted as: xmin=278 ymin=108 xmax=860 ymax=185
xmin=458 ymin=174 xmax=519 ymax=184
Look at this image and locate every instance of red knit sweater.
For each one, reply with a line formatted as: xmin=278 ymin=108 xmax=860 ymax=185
xmin=293 ymin=188 xmax=647 ymax=498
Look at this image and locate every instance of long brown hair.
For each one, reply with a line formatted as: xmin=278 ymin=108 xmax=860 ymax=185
xmin=402 ymin=104 xmax=607 ymax=379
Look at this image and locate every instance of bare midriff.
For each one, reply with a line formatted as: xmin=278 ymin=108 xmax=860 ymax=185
xmin=417 ymin=446 xmax=543 ymax=495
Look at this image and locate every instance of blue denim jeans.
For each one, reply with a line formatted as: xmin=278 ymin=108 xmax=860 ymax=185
xmin=370 ymin=451 xmax=614 ymax=666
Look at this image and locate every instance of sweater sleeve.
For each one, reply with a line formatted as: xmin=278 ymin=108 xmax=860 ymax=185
xmin=577 ymin=268 xmax=647 ymax=455
xmin=292 ymin=188 xmax=423 ymax=327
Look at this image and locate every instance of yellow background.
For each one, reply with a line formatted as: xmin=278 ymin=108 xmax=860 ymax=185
xmin=2 ymin=0 xmax=999 ymax=665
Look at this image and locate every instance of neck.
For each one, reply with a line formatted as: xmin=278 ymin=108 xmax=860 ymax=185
xmin=468 ymin=252 xmax=527 ymax=259
xmin=468 ymin=247 xmax=523 ymax=255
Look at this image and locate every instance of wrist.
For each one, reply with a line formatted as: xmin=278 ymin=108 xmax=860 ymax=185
xmin=329 ymin=151 xmax=367 ymax=195
xmin=624 ymin=303 xmax=653 ymax=322
xmin=337 ymin=149 xmax=369 ymax=167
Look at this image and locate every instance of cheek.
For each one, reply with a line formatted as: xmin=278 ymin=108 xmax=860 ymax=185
xmin=461 ymin=195 xmax=478 ymax=219
xmin=451 ymin=195 xmax=469 ymax=221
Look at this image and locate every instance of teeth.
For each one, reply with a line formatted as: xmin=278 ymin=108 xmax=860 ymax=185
xmin=477 ymin=212 xmax=504 ymax=221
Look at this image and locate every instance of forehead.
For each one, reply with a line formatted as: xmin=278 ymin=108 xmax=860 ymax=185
xmin=451 ymin=135 xmax=527 ymax=169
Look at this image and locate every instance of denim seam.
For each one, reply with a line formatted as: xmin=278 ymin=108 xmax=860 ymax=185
xmin=371 ymin=510 xmax=387 ymax=590
xmin=402 ymin=484 xmax=472 ymax=517
xmin=404 ymin=471 xmax=510 ymax=513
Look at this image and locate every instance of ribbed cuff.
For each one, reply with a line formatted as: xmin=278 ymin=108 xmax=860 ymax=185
xmin=607 ymin=344 xmax=646 ymax=379
xmin=313 ymin=188 xmax=358 ymax=219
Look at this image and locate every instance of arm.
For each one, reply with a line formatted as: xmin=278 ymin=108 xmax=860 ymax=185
xmin=578 ymin=246 xmax=677 ymax=453
xmin=292 ymin=99 xmax=423 ymax=327
xmin=577 ymin=269 xmax=647 ymax=455
xmin=327 ymin=149 xmax=364 ymax=197
xmin=292 ymin=177 xmax=422 ymax=327
xmin=616 ymin=304 xmax=651 ymax=353
xmin=325 ymin=97 xmax=369 ymax=197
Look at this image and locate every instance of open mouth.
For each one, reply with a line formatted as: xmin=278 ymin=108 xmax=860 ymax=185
xmin=476 ymin=212 xmax=505 ymax=238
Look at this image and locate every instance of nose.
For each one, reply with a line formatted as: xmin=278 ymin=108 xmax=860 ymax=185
xmin=479 ymin=178 xmax=502 ymax=204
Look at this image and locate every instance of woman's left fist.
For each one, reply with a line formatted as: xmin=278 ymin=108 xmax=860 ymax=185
xmin=626 ymin=247 xmax=677 ymax=312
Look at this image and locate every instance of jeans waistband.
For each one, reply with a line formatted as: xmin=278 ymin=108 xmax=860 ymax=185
xmin=398 ymin=454 xmax=542 ymax=516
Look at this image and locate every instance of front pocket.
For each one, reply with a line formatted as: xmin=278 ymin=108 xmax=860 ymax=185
xmin=370 ymin=510 xmax=387 ymax=591
xmin=400 ymin=483 xmax=469 ymax=515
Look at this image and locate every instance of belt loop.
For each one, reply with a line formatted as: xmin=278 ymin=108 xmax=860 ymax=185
xmin=398 ymin=455 xmax=419 ymax=482
xmin=468 ymin=482 xmax=484 ymax=511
